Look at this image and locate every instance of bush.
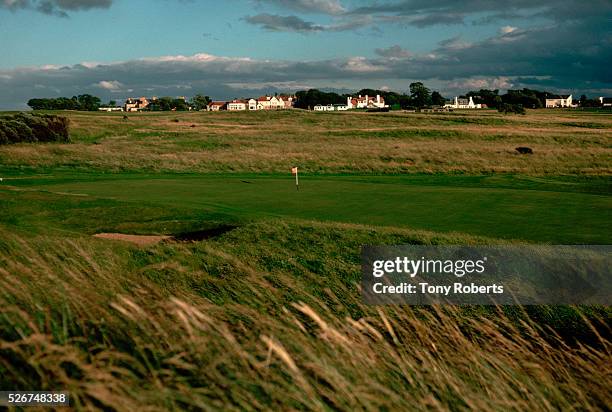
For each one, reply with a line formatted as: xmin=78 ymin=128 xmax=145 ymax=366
xmin=0 ymin=113 xmax=69 ymax=145
xmin=498 ymin=103 xmax=526 ymax=115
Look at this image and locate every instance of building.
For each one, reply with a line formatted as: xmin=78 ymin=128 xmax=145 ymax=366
xmin=98 ymin=106 xmax=123 ymax=112
xmin=333 ymin=104 xmax=349 ymax=111
xmin=278 ymin=95 xmax=296 ymax=109
xmin=207 ymin=101 xmax=227 ymax=111
xmin=346 ymin=94 xmax=387 ymax=109
xmin=251 ymin=95 xmax=284 ymax=110
xmin=545 ymin=94 xmax=575 ymax=108
xmin=599 ymin=97 xmax=612 ymax=107
xmin=444 ymin=96 xmax=482 ymax=109
xmin=124 ymin=97 xmax=151 ymax=112
xmin=227 ymin=99 xmax=247 ymax=111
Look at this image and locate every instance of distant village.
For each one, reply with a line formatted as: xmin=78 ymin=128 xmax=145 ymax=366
xmin=107 ymin=94 xmax=394 ymax=112
xmin=96 ymin=93 xmax=612 ymax=113
xmin=27 ymin=85 xmax=612 ymax=113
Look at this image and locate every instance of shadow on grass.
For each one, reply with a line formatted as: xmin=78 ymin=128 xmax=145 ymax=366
xmin=172 ymin=224 xmax=239 ymax=241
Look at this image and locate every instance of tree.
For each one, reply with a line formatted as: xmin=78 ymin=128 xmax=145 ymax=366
xmin=409 ymin=82 xmax=431 ymax=108
xmin=502 ymin=89 xmax=543 ymax=108
xmin=466 ymin=89 xmax=500 ymax=108
xmin=431 ymin=91 xmax=446 ymax=106
xmin=27 ymin=95 xmax=102 ymax=111
xmin=108 ymin=100 xmax=117 ymax=107
xmin=294 ymin=89 xmax=344 ymax=109
xmin=191 ymin=94 xmax=211 ymax=111
xmin=77 ymin=94 xmax=101 ymax=111
xmin=498 ymin=103 xmax=526 ymax=115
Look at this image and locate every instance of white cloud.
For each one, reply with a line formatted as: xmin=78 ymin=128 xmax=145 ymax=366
xmin=96 ymin=80 xmax=123 ymax=91
xmin=256 ymin=0 xmax=345 ymax=15
xmin=447 ymin=77 xmax=514 ymax=91
xmin=500 ymin=25 xmax=518 ymax=34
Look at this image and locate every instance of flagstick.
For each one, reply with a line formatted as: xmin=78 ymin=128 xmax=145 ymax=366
xmin=295 ymin=169 xmax=299 ymax=191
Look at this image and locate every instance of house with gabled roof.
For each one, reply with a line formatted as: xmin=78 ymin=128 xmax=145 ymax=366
xmin=346 ymin=94 xmax=387 ymax=109
xmin=206 ymin=101 xmax=227 ymax=111
xmin=444 ymin=96 xmax=482 ymax=109
xmin=545 ymin=94 xmax=575 ymax=108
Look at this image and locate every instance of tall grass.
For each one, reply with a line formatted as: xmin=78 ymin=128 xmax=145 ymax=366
xmin=1 ymin=221 xmax=609 ymax=410
xmin=0 ymin=110 xmax=610 ymax=175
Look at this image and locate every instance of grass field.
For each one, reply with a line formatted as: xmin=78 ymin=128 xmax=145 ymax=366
xmin=0 ymin=109 xmax=610 ymax=410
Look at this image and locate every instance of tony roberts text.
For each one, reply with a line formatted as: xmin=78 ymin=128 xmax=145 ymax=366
xmin=372 ymin=282 xmax=504 ymax=296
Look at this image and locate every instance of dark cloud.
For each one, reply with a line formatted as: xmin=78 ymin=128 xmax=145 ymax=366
xmin=243 ymin=13 xmax=325 ymax=32
xmin=244 ymin=12 xmax=371 ymax=32
xmin=345 ymin=0 xmax=612 ymax=27
xmin=374 ymin=45 xmax=411 ymax=58
xmin=1 ymin=0 xmax=112 ymax=16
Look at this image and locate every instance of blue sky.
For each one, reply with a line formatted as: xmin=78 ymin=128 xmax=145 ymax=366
xmin=0 ymin=0 xmax=610 ymax=108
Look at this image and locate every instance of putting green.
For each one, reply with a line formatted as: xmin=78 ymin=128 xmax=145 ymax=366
xmin=19 ymin=174 xmax=611 ymax=244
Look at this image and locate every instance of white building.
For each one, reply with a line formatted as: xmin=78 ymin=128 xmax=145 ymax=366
xmin=314 ymin=104 xmax=334 ymax=111
xmin=278 ymin=95 xmax=295 ymax=109
xmin=250 ymin=95 xmax=284 ymax=110
xmin=346 ymin=94 xmax=387 ymax=109
xmin=207 ymin=101 xmax=226 ymax=111
xmin=545 ymin=94 xmax=575 ymax=108
xmin=227 ymin=99 xmax=247 ymax=111
xmin=599 ymin=97 xmax=612 ymax=107
xmin=124 ymin=97 xmax=151 ymax=112
xmin=98 ymin=107 xmax=123 ymax=112
xmin=444 ymin=96 xmax=482 ymax=109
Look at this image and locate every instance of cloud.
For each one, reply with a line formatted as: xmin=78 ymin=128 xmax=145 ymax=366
xmin=374 ymin=45 xmax=411 ymax=58
xmin=499 ymin=25 xmax=518 ymax=34
xmin=446 ymin=77 xmax=514 ymax=91
xmin=243 ymin=13 xmax=325 ymax=32
xmin=1 ymin=0 xmax=112 ymax=16
xmin=243 ymin=13 xmax=372 ymax=33
xmin=96 ymin=80 xmax=123 ymax=91
xmin=246 ymin=0 xmax=611 ymax=33
xmin=255 ymin=0 xmax=345 ymax=15
xmin=346 ymin=0 xmax=612 ymax=28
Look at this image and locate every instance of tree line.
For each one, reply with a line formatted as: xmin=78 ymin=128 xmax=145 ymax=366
xmin=294 ymin=83 xmax=446 ymax=110
xmin=27 ymin=88 xmax=606 ymax=113
xmin=27 ymin=94 xmax=213 ymax=112
xmin=295 ymin=85 xmax=607 ymax=111
xmin=28 ymin=95 xmax=102 ymax=111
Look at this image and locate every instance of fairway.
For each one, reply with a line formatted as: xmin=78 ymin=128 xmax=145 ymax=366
xmin=4 ymin=173 xmax=610 ymax=243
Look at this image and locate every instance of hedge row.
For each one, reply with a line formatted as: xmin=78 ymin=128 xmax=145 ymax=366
xmin=0 ymin=113 xmax=70 ymax=145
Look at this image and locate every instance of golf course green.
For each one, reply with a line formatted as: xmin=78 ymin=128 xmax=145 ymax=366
xmin=2 ymin=172 xmax=609 ymax=243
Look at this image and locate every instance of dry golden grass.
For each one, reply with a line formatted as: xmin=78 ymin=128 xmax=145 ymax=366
xmin=1 ymin=222 xmax=610 ymax=410
xmin=0 ymin=109 xmax=610 ymax=175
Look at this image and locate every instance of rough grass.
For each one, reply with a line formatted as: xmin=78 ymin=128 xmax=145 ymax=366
xmin=1 ymin=221 xmax=610 ymax=411
xmin=0 ymin=109 xmax=610 ymax=175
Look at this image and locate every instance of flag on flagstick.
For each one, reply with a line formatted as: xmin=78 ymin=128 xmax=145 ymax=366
xmin=291 ymin=167 xmax=299 ymax=190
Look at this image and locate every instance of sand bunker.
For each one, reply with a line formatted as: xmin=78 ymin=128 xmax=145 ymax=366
xmin=93 ymin=233 xmax=172 ymax=246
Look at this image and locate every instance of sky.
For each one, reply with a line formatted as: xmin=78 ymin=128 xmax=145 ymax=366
xmin=0 ymin=0 xmax=611 ymax=109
